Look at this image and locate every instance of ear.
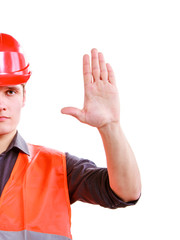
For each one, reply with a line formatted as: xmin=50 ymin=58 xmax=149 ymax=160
xmin=22 ymin=88 xmax=26 ymax=107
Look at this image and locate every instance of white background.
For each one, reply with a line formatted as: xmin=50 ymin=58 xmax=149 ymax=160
xmin=1 ymin=0 xmax=180 ymax=239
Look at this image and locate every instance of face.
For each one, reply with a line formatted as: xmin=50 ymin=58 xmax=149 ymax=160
xmin=0 ymin=85 xmax=25 ymax=137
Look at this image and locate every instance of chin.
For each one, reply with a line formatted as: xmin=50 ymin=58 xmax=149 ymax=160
xmin=0 ymin=128 xmax=16 ymax=137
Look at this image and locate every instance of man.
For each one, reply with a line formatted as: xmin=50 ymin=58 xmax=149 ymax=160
xmin=0 ymin=33 xmax=141 ymax=240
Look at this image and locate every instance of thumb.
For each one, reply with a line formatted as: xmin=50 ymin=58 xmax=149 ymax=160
xmin=61 ymin=107 xmax=84 ymax=122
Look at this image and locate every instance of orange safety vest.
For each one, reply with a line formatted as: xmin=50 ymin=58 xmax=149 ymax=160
xmin=0 ymin=144 xmax=72 ymax=240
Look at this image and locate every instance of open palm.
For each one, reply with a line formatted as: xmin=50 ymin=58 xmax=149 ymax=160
xmin=61 ymin=49 xmax=120 ymax=129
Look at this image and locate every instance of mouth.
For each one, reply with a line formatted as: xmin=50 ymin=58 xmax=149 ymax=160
xmin=0 ymin=116 xmax=10 ymax=121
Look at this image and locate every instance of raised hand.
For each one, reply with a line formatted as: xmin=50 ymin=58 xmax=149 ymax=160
xmin=61 ymin=48 xmax=120 ymax=129
xmin=61 ymin=49 xmax=141 ymax=202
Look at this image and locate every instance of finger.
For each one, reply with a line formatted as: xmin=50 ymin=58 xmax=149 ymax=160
xmin=91 ymin=48 xmax=100 ymax=82
xmin=61 ymin=107 xmax=85 ymax=122
xmin=98 ymin=52 xmax=108 ymax=81
xmin=83 ymin=54 xmax=92 ymax=85
xmin=106 ymin=63 xmax=116 ymax=84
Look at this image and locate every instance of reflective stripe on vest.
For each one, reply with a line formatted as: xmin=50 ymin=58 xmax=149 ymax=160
xmin=0 ymin=230 xmax=71 ymax=240
xmin=0 ymin=144 xmax=72 ymax=240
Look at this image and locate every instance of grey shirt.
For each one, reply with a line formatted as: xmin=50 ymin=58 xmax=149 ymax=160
xmin=0 ymin=132 xmax=138 ymax=209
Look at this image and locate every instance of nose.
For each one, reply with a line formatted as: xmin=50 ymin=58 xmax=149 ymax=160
xmin=0 ymin=106 xmax=6 ymax=111
xmin=0 ymin=97 xmax=7 ymax=111
xmin=0 ymin=104 xmax=6 ymax=111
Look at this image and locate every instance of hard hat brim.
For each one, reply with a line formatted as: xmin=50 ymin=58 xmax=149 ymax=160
xmin=0 ymin=72 xmax=31 ymax=86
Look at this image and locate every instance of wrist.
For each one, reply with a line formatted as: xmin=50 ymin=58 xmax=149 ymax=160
xmin=98 ymin=121 xmax=122 ymax=136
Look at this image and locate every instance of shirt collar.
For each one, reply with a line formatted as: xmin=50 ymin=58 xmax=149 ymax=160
xmin=6 ymin=131 xmax=30 ymax=156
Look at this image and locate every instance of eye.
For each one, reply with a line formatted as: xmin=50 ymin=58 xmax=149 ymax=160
xmin=6 ymin=90 xmax=16 ymax=96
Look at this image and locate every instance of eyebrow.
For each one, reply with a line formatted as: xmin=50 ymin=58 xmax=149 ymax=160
xmin=0 ymin=85 xmax=22 ymax=92
xmin=5 ymin=86 xmax=21 ymax=91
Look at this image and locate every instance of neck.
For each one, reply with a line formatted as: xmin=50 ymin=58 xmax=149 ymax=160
xmin=0 ymin=130 xmax=17 ymax=154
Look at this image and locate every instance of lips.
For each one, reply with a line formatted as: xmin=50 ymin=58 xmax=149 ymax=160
xmin=0 ymin=116 xmax=10 ymax=121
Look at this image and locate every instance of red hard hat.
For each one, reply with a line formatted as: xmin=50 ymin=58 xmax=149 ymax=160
xmin=0 ymin=33 xmax=31 ymax=86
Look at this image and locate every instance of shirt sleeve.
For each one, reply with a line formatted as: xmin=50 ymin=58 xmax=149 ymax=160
xmin=65 ymin=152 xmax=139 ymax=209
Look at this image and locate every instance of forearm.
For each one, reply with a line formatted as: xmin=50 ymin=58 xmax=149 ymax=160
xmin=98 ymin=122 xmax=141 ymax=202
xmin=61 ymin=48 xmax=141 ymax=202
